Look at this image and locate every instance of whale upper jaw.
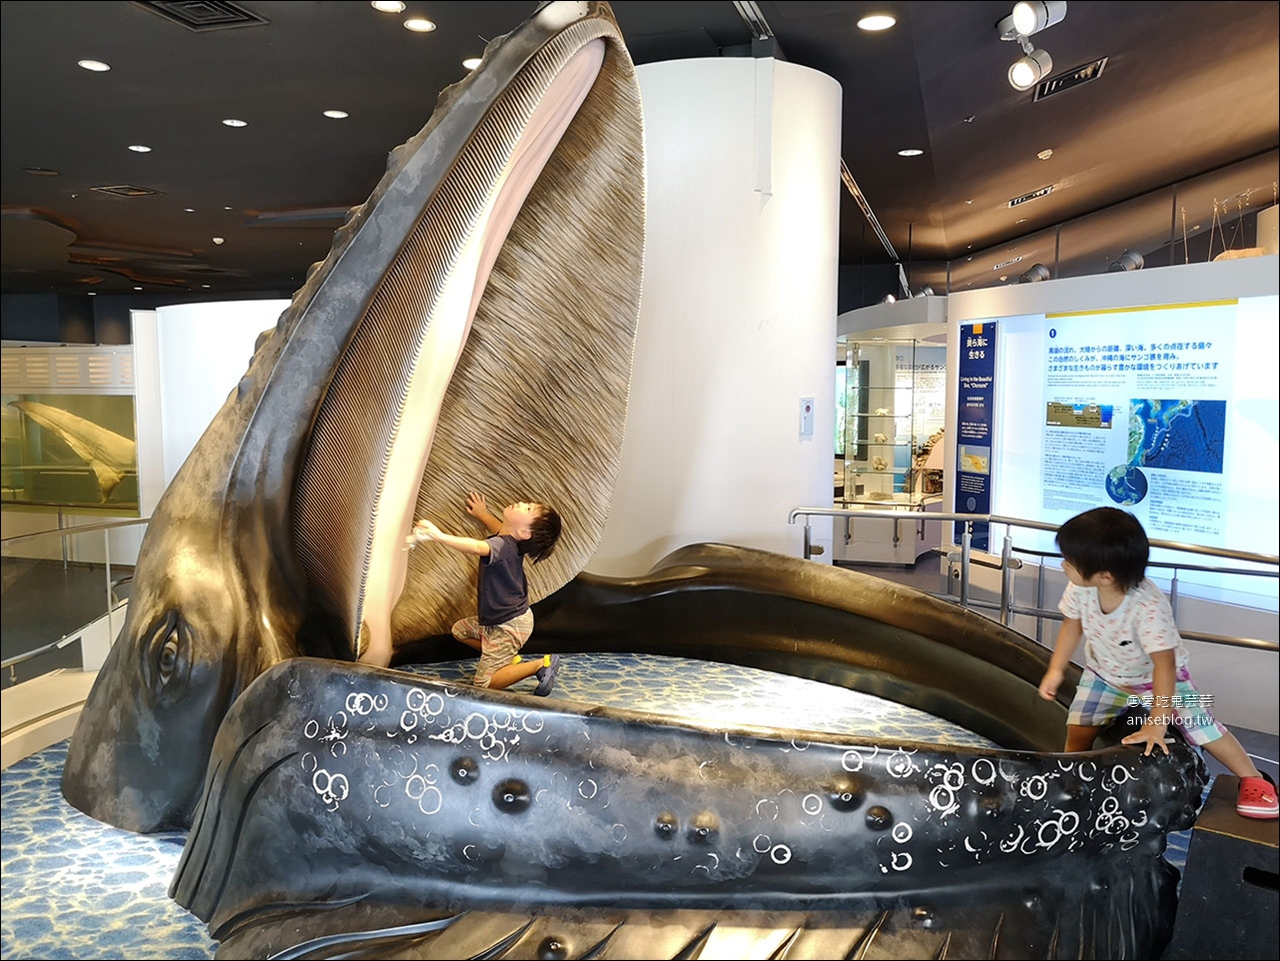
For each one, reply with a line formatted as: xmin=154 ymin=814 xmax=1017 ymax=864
xmin=59 ymin=0 xmax=645 ymax=834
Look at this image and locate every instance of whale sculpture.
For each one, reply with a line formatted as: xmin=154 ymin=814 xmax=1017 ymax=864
xmin=61 ymin=0 xmax=645 ymax=833
xmin=168 ymin=546 xmax=1207 ymax=958
xmin=55 ymin=3 xmax=1205 ymax=956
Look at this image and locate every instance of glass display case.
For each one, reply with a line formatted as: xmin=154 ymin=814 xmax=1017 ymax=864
xmin=835 ymin=337 xmax=946 ymax=563
xmin=2 ymin=393 xmax=139 ymax=510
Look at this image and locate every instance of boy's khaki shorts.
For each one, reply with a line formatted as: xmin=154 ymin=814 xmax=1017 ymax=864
xmin=452 ymin=610 xmax=534 ymax=687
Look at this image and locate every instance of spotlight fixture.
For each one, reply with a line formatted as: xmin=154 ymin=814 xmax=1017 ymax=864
xmin=881 ymin=293 xmax=896 ymax=304
xmin=212 ymin=237 xmax=225 ymax=245
xmin=1018 ymin=263 xmax=1051 ymax=283
xmin=912 ymin=285 xmax=936 ymax=298
xmin=370 ymin=1 xmax=406 ymax=12
xmin=78 ymin=59 xmax=111 ymax=72
xmin=404 ymin=17 xmax=436 ymax=32
xmin=463 ymin=57 xmax=483 ymax=70
xmin=1009 ymin=47 xmax=1053 ymax=90
xmin=1109 ymin=250 xmax=1144 ymax=272
xmin=1012 ymin=1 xmax=1067 ymax=37
xmin=323 ymin=109 xmax=350 ymax=119
xmin=998 ymin=2 xmax=1065 ymax=91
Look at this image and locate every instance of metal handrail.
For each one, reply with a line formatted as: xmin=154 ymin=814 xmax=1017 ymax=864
xmin=1 ymin=516 xmax=152 ymax=548
xmin=788 ymin=507 xmax=1280 ymax=566
xmin=1006 ymin=544 xmax=1280 ymax=579
xmin=2 ymin=517 xmax=149 ymax=685
xmin=789 ymin=506 xmax=1279 ymax=653
xmin=1 ymin=634 xmax=83 ymax=671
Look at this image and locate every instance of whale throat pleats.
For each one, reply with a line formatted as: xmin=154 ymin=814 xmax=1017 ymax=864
xmin=291 ymin=17 xmax=643 ymax=659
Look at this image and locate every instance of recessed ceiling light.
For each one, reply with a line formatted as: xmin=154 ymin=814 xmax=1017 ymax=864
xmin=964 ymin=199 xmax=973 ymax=205
xmin=78 ymin=59 xmax=110 ymax=72
xmin=462 ymin=57 xmax=482 ymax=70
xmin=897 ymin=148 xmax=924 ymax=157
xmin=323 ymin=109 xmax=349 ymax=119
xmin=183 ymin=207 xmax=195 ymax=212
xmin=963 ymin=115 xmax=976 ymax=124
xmin=201 ymin=284 xmax=212 ymax=288
xmin=212 ymin=237 xmax=225 ymax=245
xmin=128 ymin=144 xmax=152 ymax=153
xmin=1016 ymin=218 xmax=1028 ymax=224
xmin=222 ymin=118 xmax=248 ymax=127
xmin=404 ymin=17 xmax=436 ymax=32
xmin=224 ymin=205 xmax=233 ymax=210
xmin=88 ymin=291 xmax=97 ymax=296
xmin=1037 ymin=148 xmax=1054 ymax=160
xmin=133 ymin=286 xmax=143 ymax=291
xmin=24 ymin=167 xmax=60 ymax=176
xmin=857 ymin=14 xmax=896 ymax=31
xmin=371 ymin=1 xmax=406 ymax=11
xmin=999 ymin=275 xmax=1008 ymax=282
xmin=1192 ymin=224 xmax=1201 ymax=230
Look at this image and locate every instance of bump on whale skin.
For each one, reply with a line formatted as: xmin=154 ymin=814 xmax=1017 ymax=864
xmin=60 ymin=0 xmax=643 ymax=834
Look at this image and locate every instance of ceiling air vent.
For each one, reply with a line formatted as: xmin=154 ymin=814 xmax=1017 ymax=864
xmin=1008 ymin=185 xmax=1053 ymax=208
xmin=92 ymin=184 xmax=165 ymax=198
xmin=133 ymin=1 xmax=268 ymax=31
xmin=1034 ymin=57 xmax=1108 ymax=102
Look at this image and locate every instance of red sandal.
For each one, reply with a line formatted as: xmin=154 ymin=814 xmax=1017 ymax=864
xmin=1237 ymin=774 xmax=1279 ymax=819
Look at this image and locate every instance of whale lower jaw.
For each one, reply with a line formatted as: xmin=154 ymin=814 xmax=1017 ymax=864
xmin=172 ymin=657 xmax=1202 ymax=960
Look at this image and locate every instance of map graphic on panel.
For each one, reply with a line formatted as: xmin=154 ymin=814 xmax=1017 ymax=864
xmin=1128 ymin=399 xmax=1226 ymax=474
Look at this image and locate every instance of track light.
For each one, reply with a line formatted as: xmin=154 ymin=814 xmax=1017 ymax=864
xmin=912 ymin=285 xmax=936 ymax=298
xmin=999 ymin=2 xmax=1065 ymax=90
xmin=1109 ymin=251 xmax=1144 ymax=272
xmin=1012 ymin=1 xmax=1067 ymax=37
xmin=1018 ymin=263 xmax=1051 ymax=283
xmin=1009 ymin=47 xmax=1053 ymax=90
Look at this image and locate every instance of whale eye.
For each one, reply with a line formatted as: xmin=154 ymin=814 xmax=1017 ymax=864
xmin=158 ymin=631 xmax=180 ymax=684
xmin=145 ymin=611 xmax=191 ymax=698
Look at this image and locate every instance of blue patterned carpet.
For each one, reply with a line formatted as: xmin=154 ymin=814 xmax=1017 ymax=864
xmin=1 ymin=653 xmax=1196 ymax=961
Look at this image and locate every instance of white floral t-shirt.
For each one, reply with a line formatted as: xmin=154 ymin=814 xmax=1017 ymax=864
xmin=1058 ymin=578 xmax=1189 ymax=685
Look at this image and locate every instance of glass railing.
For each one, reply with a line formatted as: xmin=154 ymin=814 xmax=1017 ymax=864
xmin=1 ymin=518 xmax=148 ymax=687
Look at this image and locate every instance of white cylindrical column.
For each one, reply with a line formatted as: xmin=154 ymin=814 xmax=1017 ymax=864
xmin=589 ymin=57 xmax=842 ymax=576
xmin=132 ymin=299 xmax=289 ymax=513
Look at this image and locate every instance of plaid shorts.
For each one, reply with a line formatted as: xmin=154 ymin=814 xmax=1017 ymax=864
xmin=1068 ymin=667 xmax=1227 ymax=746
xmin=452 ymin=610 xmax=534 ymax=688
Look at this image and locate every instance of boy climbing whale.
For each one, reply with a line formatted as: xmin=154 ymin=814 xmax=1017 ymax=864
xmin=409 ymin=491 xmax=563 ymax=694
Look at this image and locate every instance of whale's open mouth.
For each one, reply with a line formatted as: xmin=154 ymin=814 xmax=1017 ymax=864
xmin=293 ymin=34 xmax=610 ymax=666
xmin=60 ymin=0 xmax=645 ymax=834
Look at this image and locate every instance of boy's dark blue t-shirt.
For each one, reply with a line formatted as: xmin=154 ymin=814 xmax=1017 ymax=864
xmin=477 ymin=534 xmax=529 ymax=626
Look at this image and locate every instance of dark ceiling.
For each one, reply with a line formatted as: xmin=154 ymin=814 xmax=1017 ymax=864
xmin=2 ymin=1 xmax=1277 ymax=297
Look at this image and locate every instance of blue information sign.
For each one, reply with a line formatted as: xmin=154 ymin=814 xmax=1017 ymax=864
xmin=955 ymin=322 xmax=997 ymax=550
